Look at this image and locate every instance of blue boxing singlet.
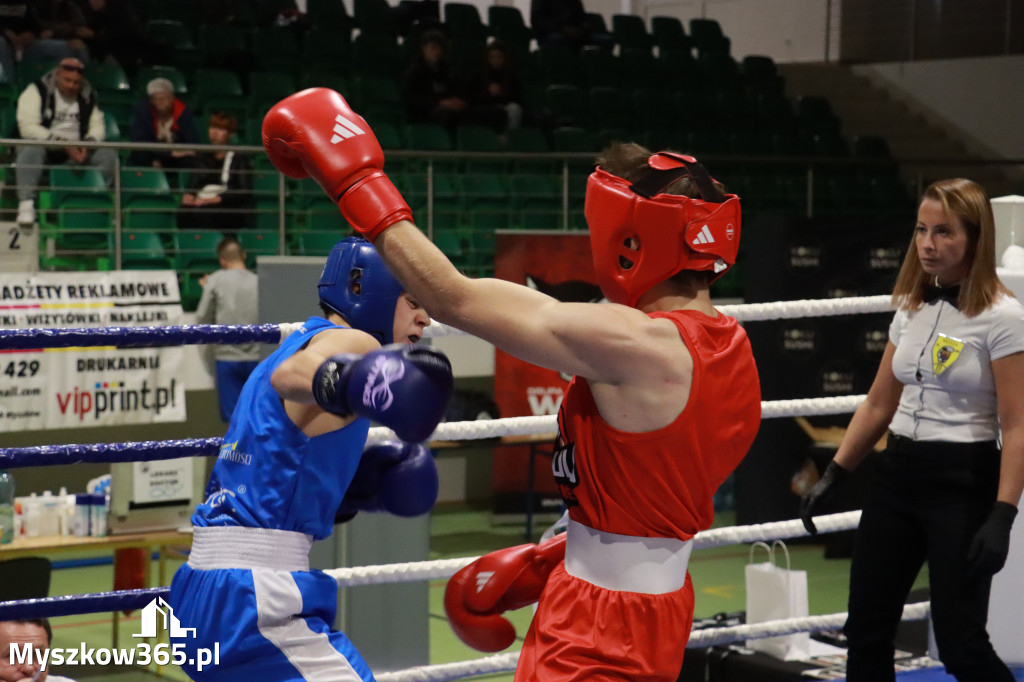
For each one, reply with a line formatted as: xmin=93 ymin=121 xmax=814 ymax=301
xmin=192 ymin=316 xmax=370 ymax=540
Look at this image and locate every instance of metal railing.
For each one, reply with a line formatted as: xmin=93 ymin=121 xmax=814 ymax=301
xmin=4 ymin=137 xmax=1022 ymax=273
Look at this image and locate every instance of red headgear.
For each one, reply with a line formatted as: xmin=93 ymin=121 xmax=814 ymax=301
xmin=583 ymin=152 xmax=741 ymax=307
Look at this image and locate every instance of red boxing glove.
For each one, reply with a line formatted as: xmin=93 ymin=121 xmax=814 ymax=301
xmin=261 ymin=87 xmax=411 ymax=241
xmin=444 ymin=533 xmax=566 ymax=652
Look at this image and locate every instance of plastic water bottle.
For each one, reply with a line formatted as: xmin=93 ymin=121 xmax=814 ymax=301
xmin=0 ymin=470 xmax=14 ymax=544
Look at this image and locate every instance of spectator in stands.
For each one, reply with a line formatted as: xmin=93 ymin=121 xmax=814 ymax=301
xmin=14 ymin=57 xmax=116 ymax=227
xmin=196 ymin=236 xmax=260 ymax=422
xmin=81 ymin=0 xmax=156 ymax=77
xmin=0 ymin=618 xmax=76 ymax=681
xmin=36 ymin=0 xmax=92 ymax=62
xmin=178 ymin=112 xmax=252 ymax=232
xmin=0 ymin=1 xmax=79 ymax=84
xmin=468 ymin=40 xmax=525 ymax=131
xmin=128 ymin=77 xmax=200 ymax=171
xmin=401 ymin=29 xmax=505 ymax=133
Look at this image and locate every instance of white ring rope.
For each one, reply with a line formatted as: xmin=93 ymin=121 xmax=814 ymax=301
xmin=325 ymin=512 xmax=861 ymax=586
xmin=375 ymin=603 xmax=931 ymax=682
xmin=377 ymin=652 xmax=521 ymax=682
xmin=717 ymin=295 xmax=893 ymax=322
xmin=414 ymin=295 xmax=895 ymax=340
xmin=365 ymin=395 xmax=867 ymax=445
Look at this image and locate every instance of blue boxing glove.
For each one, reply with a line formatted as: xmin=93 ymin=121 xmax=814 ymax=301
xmin=338 ymin=441 xmax=439 ymax=519
xmin=313 ymin=344 xmax=454 ymax=442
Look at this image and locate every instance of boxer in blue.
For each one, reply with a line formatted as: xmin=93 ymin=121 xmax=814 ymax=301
xmin=168 ymin=237 xmax=454 ymax=681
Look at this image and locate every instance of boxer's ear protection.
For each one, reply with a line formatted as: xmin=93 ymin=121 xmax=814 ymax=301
xmin=584 ymin=152 xmax=741 ymax=307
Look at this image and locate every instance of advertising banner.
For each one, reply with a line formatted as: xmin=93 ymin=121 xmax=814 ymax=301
xmin=492 ymin=231 xmax=601 ymax=518
xmin=0 ymin=271 xmax=186 ymax=431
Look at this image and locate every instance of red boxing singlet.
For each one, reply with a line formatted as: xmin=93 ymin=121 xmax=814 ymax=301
xmin=553 ymin=309 xmax=761 ymax=540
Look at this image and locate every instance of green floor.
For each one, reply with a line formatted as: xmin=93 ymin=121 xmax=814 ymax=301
xmin=40 ymin=505 xmax=929 ymax=681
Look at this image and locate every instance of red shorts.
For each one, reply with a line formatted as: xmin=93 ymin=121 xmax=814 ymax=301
xmin=515 ymin=564 xmax=695 ymax=682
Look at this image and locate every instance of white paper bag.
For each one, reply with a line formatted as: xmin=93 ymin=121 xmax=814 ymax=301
xmin=745 ymin=540 xmax=811 ymax=660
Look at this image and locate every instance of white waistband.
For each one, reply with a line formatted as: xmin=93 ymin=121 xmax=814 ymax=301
xmin=564 ymin=519 xmax=693 ymax=594
xmin=188 ymin=526 xmax=313 ymax=572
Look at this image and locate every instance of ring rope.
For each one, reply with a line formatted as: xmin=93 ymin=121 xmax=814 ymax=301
xmin=0 ymin=395 xmax=866 ymax=468
xmin=0 ymin=323 xmax=304 ymax=350
xmin=0 ymin=438 xmax=221 ymax=469
xmin=717 ymin=294 xmax=892 ymax=322
xmin=0 ymin=588 xmax=168 ymax=621
xmin=0 ymin=512 xmax=862 ymax=619
xmin=373 ymin=602 xmax=932 ymax=682
xmin=0 ymin=296 xmax=893 ymax=351
xmin=325 ymin=512 xmax=860 ymax=585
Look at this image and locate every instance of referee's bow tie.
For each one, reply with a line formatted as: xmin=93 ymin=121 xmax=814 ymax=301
xmin=922 ymin=283 xmax=960 ymax=307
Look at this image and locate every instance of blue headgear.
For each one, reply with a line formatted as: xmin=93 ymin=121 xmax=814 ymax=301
xmin=318 ymin=237 xmax=403 ymax=344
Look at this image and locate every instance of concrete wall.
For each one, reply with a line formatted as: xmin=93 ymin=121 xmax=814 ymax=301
xmin=854 ymin=56 xmax=1024 ymax=162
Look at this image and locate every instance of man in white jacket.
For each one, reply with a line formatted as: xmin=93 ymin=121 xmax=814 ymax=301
xmin=14 ymin=57 xmax=116 ymax=226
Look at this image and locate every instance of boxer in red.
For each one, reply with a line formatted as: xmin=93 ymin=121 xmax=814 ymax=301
xmin=262 ymin=88 xmax=762 ymax=681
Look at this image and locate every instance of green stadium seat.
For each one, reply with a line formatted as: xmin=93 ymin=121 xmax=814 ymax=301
xmin=121 ymin=231 xmax=174 ymax=270
xmin=248 ymin=70 xmax=298 ymax=119
xmin=611 ymin=14 xmax=654 ymax=51
xmin=173 ymin=230 xmax=224 ymax=271
xmin=487 ymin=5 xmax=533 ymax=51
xmin=689 ymin=18 xmax=731 ymax=56
xmin=534 ymin=45 xmax=583 ymax=87
xmin=298 ymin=231 xmax=342 ymax=256
xmin=301 ymin=27 xmax=352 ymax=66
xmin=307 ymin=0 xmax=355 ymax=32
xmin=237 ymin=229 xmax=283 ymax=268
xmin=350 ymin=32 xmax=404 ymax=79
xmin=55 ymin=197 xmax=114 ymax=252
xmin=352 ymin=74 xmax=403 ymax=126
xmin=252 ymin=26 xmax=301 ymax=72
xmin=121 ymin=167 xmax=176 ymax=230
xmin=546 ymin=84 xmax=590 ymax=129
xmin=650 ymin=16 xmax=692 ymax=52
xmin=49 ymin=167 xmax=109 ymax=208
xmin=194 ymin=69 xmax=247 ymax=118
xmin=460 ymin=173 xmax=510 ymax=212
xmin=303 ymin=201 xmax=349 ymax=233
xmin=353 ymin=0 xmax=398 ymax=35
xmin=85 ymin=63 xmax=132 ymax=102
xmin=580 ymin=46 xmax=622 ymax=88
xmin=145 ymin=19 xmax=195 ymax=51
xmin=197 ymin=24 xmax=249 ymax=70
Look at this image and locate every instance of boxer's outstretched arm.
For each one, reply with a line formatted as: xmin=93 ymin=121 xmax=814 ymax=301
xmin=261 ymin=88 xmax=685 ymax=386
xmin=375 ymin=222 xmax=687 ymax=385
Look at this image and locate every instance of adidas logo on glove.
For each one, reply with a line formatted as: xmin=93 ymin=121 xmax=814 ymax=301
xmin=331 ymin=114 xmax=366 ymax=144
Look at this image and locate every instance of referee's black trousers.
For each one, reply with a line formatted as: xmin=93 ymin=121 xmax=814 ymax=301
xmin=844 ymin=436 xmax=1014 ymax=682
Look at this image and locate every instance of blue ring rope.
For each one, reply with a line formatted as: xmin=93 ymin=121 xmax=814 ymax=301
xmin=0 ymin=588 xmax=169 ymax=620
xmin=0 ymin=438 xmax=222 ymax=469
xmin=0 ymin=324 xmax=285 ymax=350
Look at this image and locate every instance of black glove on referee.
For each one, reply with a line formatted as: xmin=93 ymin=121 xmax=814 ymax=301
xmin=799 ymin=460 xmax=850 ymax=535
xmin=966 ymin=501 xmax=1017 ymax=581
